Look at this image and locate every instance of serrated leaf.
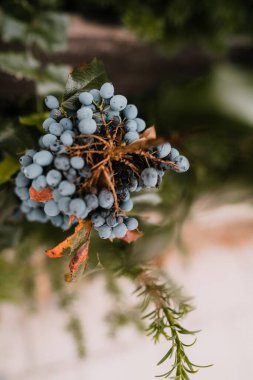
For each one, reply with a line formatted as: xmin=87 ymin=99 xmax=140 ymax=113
xmin=62 ymin=58 xmax=108 ymax=111
xmin=46 ymin=220 xmax=91 ymax=258
xmin=0 ymin=155 xmax=19 ymax=183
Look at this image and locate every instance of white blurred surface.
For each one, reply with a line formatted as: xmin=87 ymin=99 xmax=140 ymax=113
xmin=1 ymin=202 xmax=253 ymax=380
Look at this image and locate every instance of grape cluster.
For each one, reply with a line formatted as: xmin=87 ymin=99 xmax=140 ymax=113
xmin=15 ymin=83 xmax=189 ymax=239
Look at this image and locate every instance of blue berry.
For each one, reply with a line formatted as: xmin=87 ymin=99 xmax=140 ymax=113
xmin=78 ymin=118 xmax=97 ymax=134
xmin=117 ymin=188 xmax=130 ymax=202
xmin=45 ymin=95 xmax=59 ymax=110
xmin=50 ymin=109 xmax=62 ymax=120
xmin=77 ymin=107 xmax=93 ymax=120
xmin=100 ymin=82 xmax=114 ymax=99
xmin=105 ymin=108 xmax=120 ymax=120
xmin=84 ymin=194 xmax=98 ymax=210
xmin=97 ymin=224 xmax=112 ymax=239
xmin=123 ymin=104 xmax=138 ymax=119
xmin=98 ymin=189 xmax=114 ymax=209
xmin=134 ymin=118 xmax=146 ymax=132
xmin=125 ymin=120 xmax=137 ymax=132
xmin=15 ymin=186 xmax=29 ymax=201
xmin=157 ymin=143 xmax=171 ymax=158
xmin=54 ymin=155 xmax=70 ymax=171
xmin=125 ymin=217 xmax=138 ymax=230
xmin=33 ymin=150 xmax=53 ymax=166
xmin=169 ymin=148 xmax=180 ymax=160
xmin=69 ymin=198 xmax=86 ymax=218
xmin=110 ymin=95 xmax=127 ymax=111
xmin=91 ymin=212 xmax=105 ymax=228
xmin=64 ymin=168 xmax=77 ymax=183
xmin=23 ymin=164 xmax=43 ymax=179
xmin=113 ymin=223 xmax=127 ymax=238
xmin=124 ymin=131 xmax=139 ymax=144
xmin=60 ymin=131 xmax=73 ymax=146
xmin=58 ymin=197 xmax=71 ymax=213
xmin=174 ymin=155 xmax=190 ymax=173
xmin=42 ymin=134 xmax=57 ymax=148
xmin=32 ymin=175 xmax=47 ymax=190
xmin=120 ymin=198 xmax=133 ymax=212
xmin=52 ymin=189 xmax=62 ymax=202
xmin=51 ymin=215 xmax=63 ymax=227
xmin=60 ymin=118 xmax=73 ymax=131
xmin=58 ymin=180 xmax=76 ymax=196
xmin=128 ymin=176 xmax=138 ymax=192
xmin=19 ymin=154 xmax=33 ymax=167
xmin=44 ymin=200 xmax=60 ymax=217
xmin=141 ymin=168 xmax=158 ymax=188
xmin=89 ymin=89 xmax=101 ymax=103
xmin=15 ymin=171 xmax=30 ymax=187
xmin=46 ymin=169 xmax=62 ymax=187
xmin=49 ymin=122 xmax=63 ymax=136
xmin=42 ymin=117 xmax=55 ymax=131
xmin=79 ymin=92 xmax=93 ymax=105
xmin=70 ymin=156 xmax=85 ymax=169
xmin=106 ymin=213 xmax=118 ymax=227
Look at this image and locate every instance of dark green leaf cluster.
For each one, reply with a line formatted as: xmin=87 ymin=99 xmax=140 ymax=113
xmin=73 ymin=0 xmax=253 ymax=51
xmin=0 ymin=2 xmax=68 ymax=98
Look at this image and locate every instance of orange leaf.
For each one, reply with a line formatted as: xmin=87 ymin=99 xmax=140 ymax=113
xmin=46 ymin=220 xmax=91 ymax=258
xmin=65 ymin=237 xmax=91 ymax=282
xmin=121 ymin=229 xmax=143 ymax=243
xmin=140 ymin=126 xmax=157 ymax=140
xmin=69 ymin=214 xmax=77 ymax=224
xmin=29 ymin=187 xmax=53 ymax=202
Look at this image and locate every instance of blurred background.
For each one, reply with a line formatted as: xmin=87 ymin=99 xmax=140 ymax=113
xmin=1 ymin=1 xmax=253 ymax=379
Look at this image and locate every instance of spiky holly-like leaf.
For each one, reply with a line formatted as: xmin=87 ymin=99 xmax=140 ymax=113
xmin=62 ymin=58 xmax=108 ymax=111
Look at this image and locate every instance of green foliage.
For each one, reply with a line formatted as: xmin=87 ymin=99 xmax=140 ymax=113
xmin=75 ymin=0 xmax=253 ymax=51
xmin=0 ymin=3 xmax=69 ymax=100
xmin=19 ymin=112 xmax=49 ymax=133
xmin=0 ymin=4 xmax=67 ymax=52
xmin=117 ymin=266 xmax=205 ymax=379
xmin=0 ymin=58 xmax=227 ymax=378
xmin=0 ymin=155 xmax=20 ymax=184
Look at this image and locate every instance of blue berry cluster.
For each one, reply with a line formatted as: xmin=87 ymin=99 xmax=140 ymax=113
xmin=15 ymin=82 xmax=189 ymax=239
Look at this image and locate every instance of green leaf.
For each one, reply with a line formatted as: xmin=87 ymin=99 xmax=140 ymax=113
xmin=62 ymin=58 xmax=108 ymax=111
xmin=157 ymin=346 xmax=174 ymax=366
xmin=0 ymin=52 xmax=40 ymax=81
xmin=0 ymin=118 xmax=40 ymax=157
xmin=0 ymin=155 xmax=19 ymax=184
xmin=19 ymin=113 xmax=49 ymax=133
xmin=0 ymin=11 xmax=68 ymax=53
xmin=0 ymin=52 xmax=68 ymax=94
xmin=37 ymin=64 xmax=69 ymax=96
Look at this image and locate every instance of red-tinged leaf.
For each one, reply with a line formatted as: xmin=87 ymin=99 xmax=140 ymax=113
xmin=121 ymin=229 xmax=143 ymax=243
xmin=29 ymin=186 xmax=53 ymax=202
xmin=68 ymin=214 xmax=77 ymax=224
xmin=46 ymin=220 xmax=91 ymax=258
xmin=140 ymin=126 xmax=157 ymax=140
xmin=65 ymin=236 xmax=91 ymax=282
